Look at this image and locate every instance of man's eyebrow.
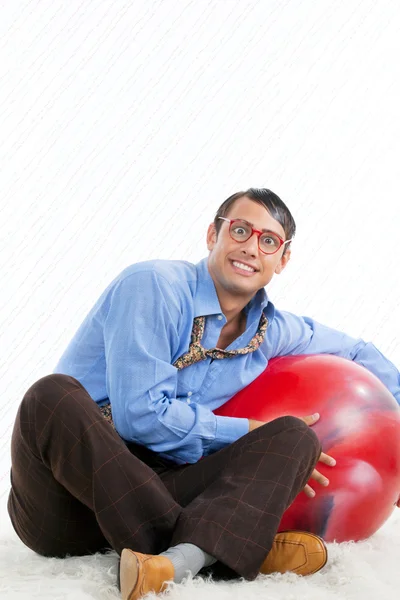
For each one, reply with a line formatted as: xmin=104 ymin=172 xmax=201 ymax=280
xmin=236 ymin=218 xmax=283 ymax=237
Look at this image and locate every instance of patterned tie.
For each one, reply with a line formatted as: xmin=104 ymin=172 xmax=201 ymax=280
xmin=100 ymin=312 xmax=268 ymax=427
xmin=173 ymin=313 xmax=268 ymax=369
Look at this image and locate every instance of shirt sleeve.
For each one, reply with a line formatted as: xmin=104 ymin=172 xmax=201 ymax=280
xmin=269 ymin=309 xmax=400 ymax=405
xmin=103 ymin=269 xmax=248 ymax=463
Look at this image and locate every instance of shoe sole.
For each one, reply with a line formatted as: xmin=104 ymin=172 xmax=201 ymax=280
xmin=120 ymin=549 xmax=140 ymax=600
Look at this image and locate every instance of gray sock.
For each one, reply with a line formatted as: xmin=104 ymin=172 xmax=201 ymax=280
xmin=160 ymin=543 xmax=217 ymax=583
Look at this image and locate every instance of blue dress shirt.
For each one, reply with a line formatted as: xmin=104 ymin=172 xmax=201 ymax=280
xmin=54 ymin=257 xmax=400 ymax=464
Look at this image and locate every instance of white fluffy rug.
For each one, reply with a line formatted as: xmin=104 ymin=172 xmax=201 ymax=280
xmin=1 ymin=508 xmax=399 ymax=600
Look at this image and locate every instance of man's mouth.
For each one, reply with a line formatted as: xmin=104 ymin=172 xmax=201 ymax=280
xmin=231 ymin=260 xmax=257 ymax=275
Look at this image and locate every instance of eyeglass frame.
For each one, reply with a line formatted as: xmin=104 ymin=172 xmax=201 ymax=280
xmin=217 ymin=217 xmax=293 ymax=255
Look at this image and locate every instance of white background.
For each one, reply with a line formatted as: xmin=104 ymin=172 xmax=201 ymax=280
xmin=0 ymin=1 xmax=399 ymax=596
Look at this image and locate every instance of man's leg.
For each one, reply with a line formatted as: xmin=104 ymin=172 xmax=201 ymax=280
xmin=7 ymin=374 xmax=181 ymax=558
xmin=157 ymin=416 xmax=321 ymax=580
xmin=119 ymin=416 xmax=323 ymax=599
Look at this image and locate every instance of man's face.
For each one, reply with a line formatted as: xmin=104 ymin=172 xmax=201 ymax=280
xmin=206 ymin=196 xmax=291 ymax=302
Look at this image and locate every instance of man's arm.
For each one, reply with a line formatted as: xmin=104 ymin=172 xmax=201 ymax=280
xmin=104 ymin=269 xmax=249 ymax=463
xmin=268 ymin=309 xmax=400 ymax=404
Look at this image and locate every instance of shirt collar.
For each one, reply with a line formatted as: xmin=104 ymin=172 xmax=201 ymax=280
xmin=194 ymin=258 xmax=222 ymax=317
xmin=194 ymin=257 xmax=274 ymax=322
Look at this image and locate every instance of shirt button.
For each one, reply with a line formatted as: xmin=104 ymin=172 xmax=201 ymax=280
xmin=186 ymin=398 xmax=191 ymax=404
xmin=187 ymin=391 xmax=192 ymax=397
xmin=217 ymin=315 xmax=223 ymax=320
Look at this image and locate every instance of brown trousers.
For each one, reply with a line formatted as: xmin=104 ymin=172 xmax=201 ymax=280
xmin=7 ymin=374 xmax=320 ymax=580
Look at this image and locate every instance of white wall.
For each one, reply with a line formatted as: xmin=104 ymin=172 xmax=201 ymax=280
xmin=1 ymin=0 xmax=399 ymax=522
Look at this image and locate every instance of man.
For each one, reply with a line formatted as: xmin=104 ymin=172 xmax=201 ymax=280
xmin=8 ymin=188 xmax=400 ymax=600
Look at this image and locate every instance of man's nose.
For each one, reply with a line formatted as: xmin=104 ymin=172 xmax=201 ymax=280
xmin=241 ymin=232 xmax=259 ymax=256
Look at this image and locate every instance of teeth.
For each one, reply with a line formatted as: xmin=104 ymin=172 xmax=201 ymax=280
xmin=232 ymin=261 xmax=255 ymax=273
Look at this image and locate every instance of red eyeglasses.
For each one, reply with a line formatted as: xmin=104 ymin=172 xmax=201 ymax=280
xmin=218 ymin=217 xmax=292 ymax=255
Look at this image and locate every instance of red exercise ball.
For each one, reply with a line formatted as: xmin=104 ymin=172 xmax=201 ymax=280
xmin=215 ymin=354 xmax=400 ymax=542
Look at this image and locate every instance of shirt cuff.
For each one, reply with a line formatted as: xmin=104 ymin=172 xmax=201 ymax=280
xmin=205 ymin=415 xmax=249 ymax=455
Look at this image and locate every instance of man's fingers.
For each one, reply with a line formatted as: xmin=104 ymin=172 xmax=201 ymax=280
xmin=304 ymin=467 xmax=332 ymax=496
xmin=300 ymin=414 xmax=336 ymax=495
xmin=319 ymin=452 xmax=336 ymax=467
xmin=310 ymin=468 xmax=330 ymax=487
xmin=303 ymin=484 xmax=316 ymax=498
xmin=300 ymin=413 xmax=320 ymax=426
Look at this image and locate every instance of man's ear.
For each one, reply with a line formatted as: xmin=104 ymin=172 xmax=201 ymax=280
xmin=206 ymin=223 xmax=217 ymax=251
xmin=275 ymin=248 xmax=291 ymax=274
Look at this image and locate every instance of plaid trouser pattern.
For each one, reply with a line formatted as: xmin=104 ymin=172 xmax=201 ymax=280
xmin=7 ymin=374 xmax=320 ymax=580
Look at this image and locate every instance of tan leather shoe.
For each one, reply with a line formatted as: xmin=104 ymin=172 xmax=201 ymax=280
xmin=260 ymin=530 xmax=327 ymax=576
xmin=119 ymin=549 xmax=175 ymax=600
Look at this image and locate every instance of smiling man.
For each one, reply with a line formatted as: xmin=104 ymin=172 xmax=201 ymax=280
xmin=7 ymin=188 xmax=400 ymax=600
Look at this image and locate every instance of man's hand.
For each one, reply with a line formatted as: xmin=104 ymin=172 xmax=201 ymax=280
xmin=300 ymin=413 xmax=336 ymax=498
xmin=248 ymin=413 xmax=336 ymax=498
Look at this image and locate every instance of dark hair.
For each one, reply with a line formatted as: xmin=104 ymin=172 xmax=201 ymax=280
xmin=214 ymin=188 xmax=296 ymax=254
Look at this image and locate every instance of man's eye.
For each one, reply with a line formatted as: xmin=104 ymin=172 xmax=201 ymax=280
xmin=261 ymin=235 xmax=280 ymax=248
xmin=233 ymin=227 xmax=247 ymax=236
